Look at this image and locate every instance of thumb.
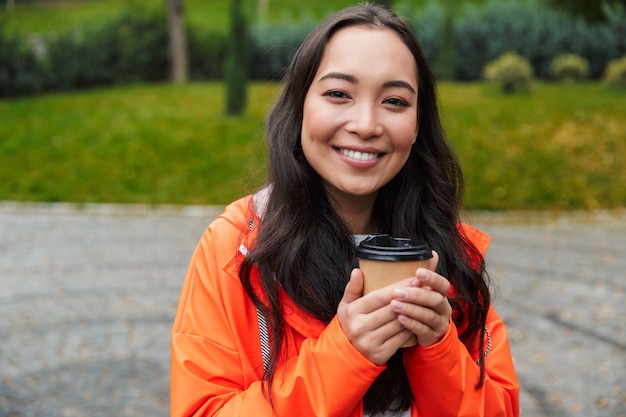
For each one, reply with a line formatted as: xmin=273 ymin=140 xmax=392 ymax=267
xmin=340 ymin=268 xmax=364 ymax=305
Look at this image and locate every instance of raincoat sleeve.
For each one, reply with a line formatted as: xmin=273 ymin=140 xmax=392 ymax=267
xmin=402 ymin=224 xmax=519 ymax=417
xmin=170 ymin=215 xmax=385 ymax=417
xmin=404 ymin=307 xmax=519 ymax=417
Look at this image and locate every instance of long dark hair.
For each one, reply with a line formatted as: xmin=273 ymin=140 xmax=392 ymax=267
xmin=240 ymin=3 xmax=490 ymax=414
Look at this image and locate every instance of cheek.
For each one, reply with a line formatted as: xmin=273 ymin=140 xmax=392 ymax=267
xmin=301 ymin=98 xmax=334 ymax=143
xmin=301 ymin=96 xmax=317 ymax=138
xmin=393 ymin=118 xmax=419 ymax=149
xmin=300 ymin=98 xmax=320 ymax=162
xmin=412 ymin=122 xmax=419 ymax=144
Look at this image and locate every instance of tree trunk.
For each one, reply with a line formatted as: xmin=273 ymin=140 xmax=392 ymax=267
xmin=166 ymin=0 xmax=188 ymax=83
xmin=225 ymin=0 xmax=248 ymax=115
xmin=437 ymin=0 xmax=456 ymax=80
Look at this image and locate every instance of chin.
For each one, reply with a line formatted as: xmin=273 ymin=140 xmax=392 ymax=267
xmin=340 ymin=188 xmax=378 ymax=199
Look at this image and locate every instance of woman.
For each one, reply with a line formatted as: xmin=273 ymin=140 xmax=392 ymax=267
xmin=170 ymin=3 xmax=519 ymax=416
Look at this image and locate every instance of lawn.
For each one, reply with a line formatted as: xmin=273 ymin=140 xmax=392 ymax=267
xmin=0 ymin=0 xmax=493 ymax=34
xmin=439 ymin=82 xmax=626 ymax=210
xmin=0 ymin=0 xmax=394 ymax=34
xmin=1 ymin=81 xmax=624 ymax=210
xmin=0 ymin=82 xmax=275 ymax=205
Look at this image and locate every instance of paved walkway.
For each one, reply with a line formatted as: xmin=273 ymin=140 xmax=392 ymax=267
xmin=0 ymin=203 xmax=624 ymax=417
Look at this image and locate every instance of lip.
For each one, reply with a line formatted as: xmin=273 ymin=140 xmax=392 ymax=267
xmin=334 ymin=146 xmax=384 ymax=167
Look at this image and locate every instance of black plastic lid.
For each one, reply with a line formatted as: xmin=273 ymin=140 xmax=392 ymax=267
xmin=355 ymin=234 xmax=432 ymax=261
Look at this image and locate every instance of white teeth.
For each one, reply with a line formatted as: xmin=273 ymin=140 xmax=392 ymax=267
xmin=340 ymin=149 xmax=378 ymax=161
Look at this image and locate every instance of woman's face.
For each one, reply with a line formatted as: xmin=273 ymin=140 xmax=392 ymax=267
xmin=301 ymin=25 xmax=419 ymax=205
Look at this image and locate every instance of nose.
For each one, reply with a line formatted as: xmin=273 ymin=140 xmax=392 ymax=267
xmin=346 ymin=101 xmax=383 ymax=139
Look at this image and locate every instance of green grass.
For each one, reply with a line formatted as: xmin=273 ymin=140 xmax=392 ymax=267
xmin=0 ymin=0 xmax=140 ymax=34
xmin=0 ymin=0 xmax=497 ymax=34
xmin=0 ymin=0 xmax=383 ymax=34
xmin=440 ymin=82 xmax=626 ymax=210
xmin=1 ymin=1 xmax=621 ymax=211
xmin=0 ymin=82 xmax=276 ymax=205
xmin=1 ymin=81 xmax=624 ymax=209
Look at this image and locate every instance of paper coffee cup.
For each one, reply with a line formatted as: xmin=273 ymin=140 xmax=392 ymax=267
xmin=355 ymin=234 xmax=433 ymax=347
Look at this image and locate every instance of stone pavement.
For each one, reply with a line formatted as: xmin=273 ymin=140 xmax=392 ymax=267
xmin=0 ymin=202 xmax=624 ymax=417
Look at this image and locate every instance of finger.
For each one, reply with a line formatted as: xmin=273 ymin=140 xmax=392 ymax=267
xmin=359 ymin=276 xmax=415 ymax=308
xmin=366 ymin=312 xmax=411 ymax=343
xmin=397 ymin=313 xmax=448 ymax=347
xmin=392 ymin=297 xmax=450 ymax=326
xmin=338 ymin=281 xmax=414 ymax=364
xmin=411 ymin=251 xmax=438 ymax=290
xmin=355 ymin=317 xmax=414 ymax=365
xmin=392 ymin=285 xmax=452 ymax=319
xmin=339 ymin=268 xmax=364 ymax=307
xmin=414 ymin=267 xmax=450 ymax=297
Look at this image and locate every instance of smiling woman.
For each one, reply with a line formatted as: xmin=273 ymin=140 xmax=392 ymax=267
xmin=169 ymin=4 xmax=520 ymax=417
xmin=301 ymin=26 xmax=418 ymax=224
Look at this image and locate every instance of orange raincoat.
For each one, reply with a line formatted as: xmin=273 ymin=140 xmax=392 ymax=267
xmin=170 ymin=193 xmax=519 ymax=416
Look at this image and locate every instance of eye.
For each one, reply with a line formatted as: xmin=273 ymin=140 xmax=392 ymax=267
xmin=384 ymin=97 xmax=410 ymax=107
xmin=324 ymin=90 xmax=350 ymax=99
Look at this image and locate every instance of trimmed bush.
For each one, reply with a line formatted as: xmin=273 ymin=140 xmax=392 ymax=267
xmin=603 ymin=55 xmax=626 ymax=89
xmin=453 ymin=1 xmax=620 ymax=80
xmin=483 ymin=52 xmax=534 ymax=93
xmin=550 ymin=53 xmax=590 ymax=81
xmin=2 ymin=1 xmax=626 ymax=97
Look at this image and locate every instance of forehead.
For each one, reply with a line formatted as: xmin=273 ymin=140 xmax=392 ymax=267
xmin=318 ymin=25 xmax=417 ymax=81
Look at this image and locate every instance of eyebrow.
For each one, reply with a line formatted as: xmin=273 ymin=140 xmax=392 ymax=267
xmin=383 ymin=80 xmax=416 ymax=95
xmin=318 ymin=72 xmax=416 ymax=95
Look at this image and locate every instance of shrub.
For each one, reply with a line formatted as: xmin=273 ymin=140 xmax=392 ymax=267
xmin=188 ymin=27 xmax=226 ymax=80
xmin=2 ymin=1 xmax=626 ymax=97
xmin=550 ymin=53 xmax=590 ymax=81
xmin=402 ymin=2 xmax=444 ymax=78
xmin=603 ymin=55 xmax=626 ymax=89
xmin=453 ymin=1 xmax=620 ymax=80
xmin=0 ymin=29 xmax=46 ymax=97
xmin=248 ymin=22 xmax=314 ymax=80
xmin=455 ymin=2 xmax=555 ymax=80
xmin=483 ymin=52 xmax=534 ymax=93
xmin=44 ymin=7 xmax=168 ymax=91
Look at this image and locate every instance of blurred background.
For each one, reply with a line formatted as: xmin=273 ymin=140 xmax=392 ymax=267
xmin=1 ymin=0 xmax=625 ymax=209
xmin=1 ymin=0 xmax=625 ymax=416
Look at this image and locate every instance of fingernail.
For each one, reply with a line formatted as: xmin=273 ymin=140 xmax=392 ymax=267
xmin=417 ymin=269 xmax=429 ymax=280
xmin=394 ymin=288 xmax=408 ymax=299
xmin=391 ymin=300 xmax=405 ymax=310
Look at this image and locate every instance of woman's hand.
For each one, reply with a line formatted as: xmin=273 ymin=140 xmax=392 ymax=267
xmin=390 ymin=251 xmax=452 ymax=347
xmin=336 ymin=251 xmax=449 ymax=364
xmin=337 ymin=268 xmax=415 ymax=365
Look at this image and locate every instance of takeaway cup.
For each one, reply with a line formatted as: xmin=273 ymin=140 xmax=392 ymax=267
xmin=355 ymin=234 xmax=433 ymax=347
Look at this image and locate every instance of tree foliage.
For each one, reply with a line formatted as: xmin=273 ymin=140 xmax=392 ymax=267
xmin=546 ymin=0 xmax=626 ymax=23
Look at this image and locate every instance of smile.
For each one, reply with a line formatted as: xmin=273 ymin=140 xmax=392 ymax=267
xmin=338 ymin=148 xmax=380 ymax=162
